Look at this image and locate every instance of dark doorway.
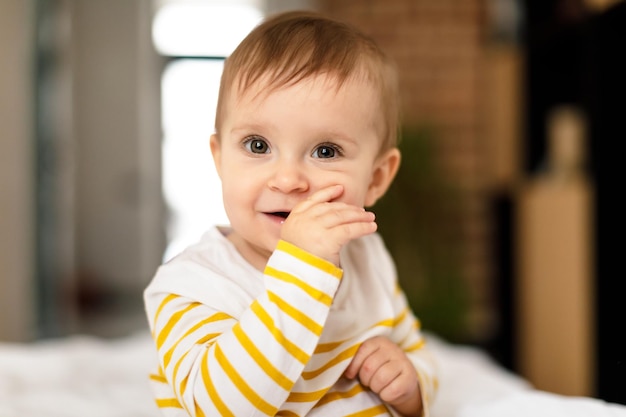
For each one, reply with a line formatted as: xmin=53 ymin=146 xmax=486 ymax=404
xmin=524 ymin=0 xmax=626 ymax=404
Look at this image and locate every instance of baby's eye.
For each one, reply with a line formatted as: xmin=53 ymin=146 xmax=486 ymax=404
xmin=312 ymin=143 xmax=342 ymax=159
xmin=244 ymin=137 xmax=270 ymax=154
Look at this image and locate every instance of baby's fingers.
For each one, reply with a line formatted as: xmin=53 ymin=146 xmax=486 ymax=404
xmin=314 ymin=205 xmax=377 ymax=243
xmin=292 ymin=185 xmax=343 ymax=213
xmin=331 ymin=218 xmax=378 ymax=243
xmin=319 ymin=205 xmax=375 ymax=227
xmin=344 ymin=338 xmax=380 ymax=380
xmin=377 ymin=369 xmax=416 ymax=404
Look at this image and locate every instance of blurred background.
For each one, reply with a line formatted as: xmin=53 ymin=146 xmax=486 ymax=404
xmin=1 ymin=0 xmax=624 ymax=405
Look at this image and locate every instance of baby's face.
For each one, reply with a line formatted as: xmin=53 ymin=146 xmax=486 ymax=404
xmin=211 ymin=74 xmax=389 ymax=268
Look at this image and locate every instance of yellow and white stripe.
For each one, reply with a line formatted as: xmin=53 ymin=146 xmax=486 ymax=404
xmin=144 ymin=229 xmax=438 ymax=416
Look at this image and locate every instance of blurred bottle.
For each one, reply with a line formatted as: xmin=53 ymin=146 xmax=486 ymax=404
xmin=515 ymin=105 xmax=595 ymax=396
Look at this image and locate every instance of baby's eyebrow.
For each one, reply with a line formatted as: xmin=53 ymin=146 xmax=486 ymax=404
xmin=230 ymin=124 xmax=262 ymax=134
xmin=229 ymin=121 xmax=275 ymax=136
xmin=317 ymin=130 xmax=359 ymax=146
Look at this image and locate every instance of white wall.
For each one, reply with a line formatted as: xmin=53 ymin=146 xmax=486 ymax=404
xmin=0 ymin=0 xmax=36 ymax=342
xmin=72 ymin=0 xmax=165 ymax=293
xmin=0 ymin=0 xmax=165 ymax=340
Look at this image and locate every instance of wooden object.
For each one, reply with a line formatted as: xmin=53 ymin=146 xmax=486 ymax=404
xmin=515 ymin=106 xmax=595 ymax=396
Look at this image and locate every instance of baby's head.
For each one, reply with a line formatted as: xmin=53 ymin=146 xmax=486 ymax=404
xmin=214 ymin=10 xmax=400 ymax=153
xmin=210 ymin=11 xmax=403 ymax=268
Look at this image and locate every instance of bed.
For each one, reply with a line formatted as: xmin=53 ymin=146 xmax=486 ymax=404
xmin=1 ymin=331 xmax=624 ymax=417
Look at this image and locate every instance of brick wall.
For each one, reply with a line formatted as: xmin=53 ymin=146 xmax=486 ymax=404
xmin=318 ymin=0 xmax=499 ymax=343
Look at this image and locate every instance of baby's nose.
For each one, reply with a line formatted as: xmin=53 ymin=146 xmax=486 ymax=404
xmin=267 ymin=160 xmax=309 ymax=193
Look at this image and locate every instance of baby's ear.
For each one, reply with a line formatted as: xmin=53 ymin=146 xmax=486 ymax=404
xmin=209 ymin=134 xmax=222 ymax=177
xmin=364 ymin=147 xmax=401 ymax=207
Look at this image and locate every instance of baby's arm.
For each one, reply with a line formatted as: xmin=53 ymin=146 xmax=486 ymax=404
xmin=146 ymin=185 xmax=377 ymax=416
xmin=342 ymin=240 xmax=438 ymax=417
xmin=148 ymin=251 xmax=338 ymax=416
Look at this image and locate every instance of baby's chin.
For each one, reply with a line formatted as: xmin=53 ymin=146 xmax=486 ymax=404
xmin=232 ymin=237 xmax=278 ymax=271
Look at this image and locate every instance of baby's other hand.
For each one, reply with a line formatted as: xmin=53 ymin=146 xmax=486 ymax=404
xmin=280 ymin=185 xmax=377 ymax=266
xmin=344 ymin=336 xmax=422 ymax=417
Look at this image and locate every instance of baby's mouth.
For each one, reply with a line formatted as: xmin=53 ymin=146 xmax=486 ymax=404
xmin=270 ymin=211 xmax=290 ymax=220
xmin=264 ymin=211 xmax=290 ymax=223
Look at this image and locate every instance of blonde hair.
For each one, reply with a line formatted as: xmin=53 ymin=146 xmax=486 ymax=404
xmin=214 ymin=10 xmax=400 ymax=151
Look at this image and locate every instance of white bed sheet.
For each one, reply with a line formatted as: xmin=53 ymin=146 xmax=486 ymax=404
xmin=0 ymin=331 xmax=624 ymax=417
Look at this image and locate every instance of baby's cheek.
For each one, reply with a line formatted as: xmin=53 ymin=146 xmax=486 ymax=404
xmin=338 ymin=189 xmax=368 ymax=208
xmin=311 ymin=172 xmax=370 ymax=207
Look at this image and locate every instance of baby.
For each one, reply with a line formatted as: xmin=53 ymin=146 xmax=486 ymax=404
xmin=144 ymin=10 xmax=438 ymax=417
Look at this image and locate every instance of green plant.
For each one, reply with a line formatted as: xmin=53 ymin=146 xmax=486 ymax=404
xmin=373 ymin=126 xmax=469 ymax=342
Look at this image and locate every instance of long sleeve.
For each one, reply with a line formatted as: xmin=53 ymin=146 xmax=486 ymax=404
xmin=145 ymin=240 xmax=342 ymax=416
xmin=389 ymin=283 xmax=439 ymax=416
xmin=336 ymin=232 xmax=439 ymax=417
xmin=144 ymin=229 xmax=439 ymax=416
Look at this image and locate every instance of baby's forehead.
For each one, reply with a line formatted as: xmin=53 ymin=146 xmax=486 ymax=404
xmin=230 ymin=70 xmax=376 ymax=104
xmin=222 ymin=71 xmax=387 ymax=146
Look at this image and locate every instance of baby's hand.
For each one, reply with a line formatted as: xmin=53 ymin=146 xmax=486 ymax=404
xmin=344 ymin=336 xmax=422 ymax=416
xmin=280 ymin=185 xmax=377 ymax=266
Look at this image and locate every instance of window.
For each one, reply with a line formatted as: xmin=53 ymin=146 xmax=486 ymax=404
xmin=160 ymin=59 xmax=228 ymax=260
xmin=152 ymin=0 xmax=263 ymax=260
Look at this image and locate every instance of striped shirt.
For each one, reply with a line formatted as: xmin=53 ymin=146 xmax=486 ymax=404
xmin=144 ymin=226 xmax=438 ymax=416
